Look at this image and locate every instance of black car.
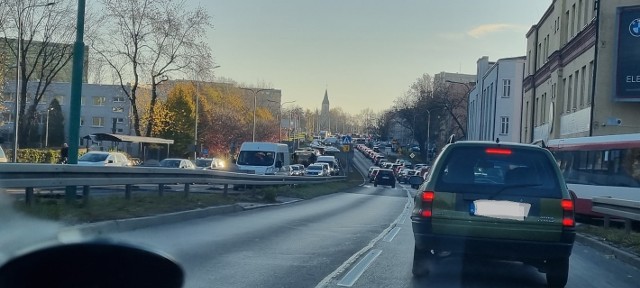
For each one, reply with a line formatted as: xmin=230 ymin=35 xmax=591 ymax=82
xmin=374 ymin=169 xmax=395 ymax=188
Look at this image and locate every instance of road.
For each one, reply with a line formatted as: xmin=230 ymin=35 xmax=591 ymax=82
xmin=105 ymin=151 xmax=640 ymax=288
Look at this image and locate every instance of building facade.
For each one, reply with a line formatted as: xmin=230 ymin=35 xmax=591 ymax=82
xmin=1 ymin=81 xmax=132 ymax=147
xmin=521 ymin=0 xmax=640 ymax=143
xmin=468 ymin=56 xmax=526 ymax=142
xmin=432 ymin=72 xmax=475 ymax=145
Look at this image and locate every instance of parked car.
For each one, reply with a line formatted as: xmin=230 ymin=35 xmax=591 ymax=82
xmin=159 ymin=158 xmax=196 ymax=169
xmin=411 ymin=140 xmax=576 ymax=288
xmin=369 ymin=168 xmax=380 ymax=183
xmin=374 ymin=169 xmax=395 ymax=188
xmin=367 ymin=166 xmax=378 ymax=178
xmin=305 ymin=163 xmax=329 ymax=176
xmin=77 ymin=151 xmax=130 ymax=167
xmin=0 ymin=145 xmax=7 ymax=163
xmin=289 ymin=164 xmax=305 ymax=176
xmin=195 ymin=158 xmax=225 ymax=170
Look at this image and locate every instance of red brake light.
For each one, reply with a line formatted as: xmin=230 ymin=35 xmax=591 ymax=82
xmin=421 ymin=210 xmax=432 ymax=217
xmin=562 ymin=218 xmax=574 ymax=227
xmin=485 ymin=148 xmax=512 ymax=155
xmin=561 ymin=199 xmax=573 ymax=211
xmin=422 ymin=191 xmax=434 ymax=202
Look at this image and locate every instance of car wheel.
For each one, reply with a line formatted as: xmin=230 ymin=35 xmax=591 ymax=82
xmin=392 ymin=185 xmax=395 ymax=188
xmin=546 ymin=257 xmax=569 ymax=288
xmin=412 ymin=246 xmax=433 ymax=277
xmin=374 ymin=183 xmax=378 ymax=187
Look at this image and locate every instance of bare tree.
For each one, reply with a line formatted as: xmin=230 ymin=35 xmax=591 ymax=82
xmin=0 ymin=0 xmax=76 ymax=146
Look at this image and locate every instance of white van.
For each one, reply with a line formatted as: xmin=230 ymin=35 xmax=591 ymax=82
xmin=316 ymin=155 xmax=340 ymax=176
xmin=236 ymin=142 xmax=290 ymax=175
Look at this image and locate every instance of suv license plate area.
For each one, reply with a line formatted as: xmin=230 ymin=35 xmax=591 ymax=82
xmin=470 ymin=200 xmax=531 ymax=221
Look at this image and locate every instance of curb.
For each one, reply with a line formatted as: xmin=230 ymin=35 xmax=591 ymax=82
xmin=575 ymin=233 xmax=640 ymax=269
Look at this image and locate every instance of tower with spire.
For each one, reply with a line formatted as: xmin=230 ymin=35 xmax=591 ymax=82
xmin=320 ymin=90 xmax=330 ymax=132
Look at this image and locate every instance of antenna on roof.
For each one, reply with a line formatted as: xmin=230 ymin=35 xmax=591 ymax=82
xmin=496 ymin=138 xmax=500 ymax=144
xmin=448 ymin=134 xmax=456 ymax=144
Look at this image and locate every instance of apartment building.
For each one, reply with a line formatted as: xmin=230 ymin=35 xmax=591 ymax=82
xmin=468 ymin=56 xmax=526 ymax=142
xmin=522 ymin=0 xmax=640 ymax=143
xmin=1 ymin=81 xmax=132 ymax=146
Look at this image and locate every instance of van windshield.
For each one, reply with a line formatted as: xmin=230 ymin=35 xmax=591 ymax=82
xmin=237 ymin=151 xmax=275 ymax=166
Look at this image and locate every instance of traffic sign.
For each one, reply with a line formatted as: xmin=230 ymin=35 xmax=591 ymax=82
xmin=410 ymin=153 xmax=415 ymax=159
xmin=342 ymin=145 xmax=350 ymax=152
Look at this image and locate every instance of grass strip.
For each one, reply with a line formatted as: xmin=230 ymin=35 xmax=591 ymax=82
xmin=14 ymin=169 xmax=363 ymax=224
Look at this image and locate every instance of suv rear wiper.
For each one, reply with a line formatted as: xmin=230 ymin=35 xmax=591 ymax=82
xmin=489 ymin=183 xmax=542 ymax=200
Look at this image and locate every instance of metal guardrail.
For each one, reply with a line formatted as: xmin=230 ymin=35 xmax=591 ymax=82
xmin=592 ymin=197 xmax=640 ymax=233
xmin=0 ymin=164 xmax=345 ymax=205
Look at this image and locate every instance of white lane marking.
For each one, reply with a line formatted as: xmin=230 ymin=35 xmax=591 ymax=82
xmin=314 ymin=187 xmax=414 ymax=288
xmin=336 ymin=249 xmax=382 ymax=287
xmin=382 ymin=227 xmax=401 ymax=242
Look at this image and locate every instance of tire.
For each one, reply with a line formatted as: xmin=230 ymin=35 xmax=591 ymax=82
xmin=412 ymin=246 xmax=433 ymax=277
xmin=546 ymin=258 xmax=569 ymax=288
xmin=374 ymin=183 xmax=378 ymax=187
xmin=392 ymin=185 xmax=395 ymax=188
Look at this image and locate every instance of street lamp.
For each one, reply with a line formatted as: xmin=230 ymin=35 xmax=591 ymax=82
xmin=13 ymin=1 xmax=56 ymax=162
xmin=241 ymin=87 xmax=271 ymax=142
xmin=267 ymin=99 xmax=295 ymax=142
xmin=45 ymin=107 xmax=54 ymax=147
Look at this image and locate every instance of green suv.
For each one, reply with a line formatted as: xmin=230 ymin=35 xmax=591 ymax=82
xmin=411 ymin=141 xmax=575 ymax=287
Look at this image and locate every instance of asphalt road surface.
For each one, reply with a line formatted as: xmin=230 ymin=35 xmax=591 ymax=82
xmin=105 ymin=151 xmax=640 ymax=288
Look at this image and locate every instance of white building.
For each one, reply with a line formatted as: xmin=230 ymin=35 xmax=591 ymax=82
xmin=468 ymin=56 xmax=526 ymax=142
xmin=1 ymin=81 xmax=132 ymax=147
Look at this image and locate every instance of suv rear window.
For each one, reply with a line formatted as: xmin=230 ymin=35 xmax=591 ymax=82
xmin=434 ymin=146 xmax=562 ymax=198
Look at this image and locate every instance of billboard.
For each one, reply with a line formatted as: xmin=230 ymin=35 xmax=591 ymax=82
xmin=616 ymin=6 xmax=640 ymax=100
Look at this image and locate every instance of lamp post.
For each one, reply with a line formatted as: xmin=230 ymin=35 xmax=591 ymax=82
xmin=268 ymin=100 xmax=295 ymax=142
xmin=13 ymin=1 xmax=56 ymax=162
xmin=426 ymin=108 xmax=444 ymax=162
xmin=241 ymin=88 xmax=271 ymax=142
xmin=45 ymin=107 xmax=54 ymax=147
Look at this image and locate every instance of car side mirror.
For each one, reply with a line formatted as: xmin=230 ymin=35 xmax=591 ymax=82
xmin=0 ymin=241 xmax=183 ymax=288
xmin=107 ymin=160 xmax=114 ymax=164
xmin=275 ymin=160 xmax=283 ymax=168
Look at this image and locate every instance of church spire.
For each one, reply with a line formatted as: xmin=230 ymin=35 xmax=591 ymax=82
xmin=322 ymin=89 xmax=329 ymax=105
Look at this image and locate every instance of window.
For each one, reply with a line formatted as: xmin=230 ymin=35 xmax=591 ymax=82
xmin=580 ymin=66 xmax=586 ymax=107
xmin=80 ymin=117 xmax=84 ymax=126
xmin=528 ymin=50 xmax=532 ymax=74
xmin=116 ymin=128 xmax=124 ymax=133
xmin=567 ymin=76 xmax=572 ymax=112
xmin=583 ymin=0 xmax=590 ymax=25
xmin=115 ymin=117 xmax=124 ymax=124
xmin=557 ymin=16 xmax=560 ymax=32
xmin=112 ymin=106 xmax=124 ymax=113
xmin=535 ymin=97 xmax=539 ymax=125
xmin=578 ymin=0 xmax=583 ymax=30
xmin=53 ymin=95 xmax=64 ymax=105
xmin=573 ymin=70 xmax=579 ymax=110
xmin=502 ymin=79 xmax=511 ymax=97
xmin=500 ymin=117 xmax=509 ymax=135
xmin=93 ymin=96 xmax=106 ymax=106
xmin=541 ymin=93 xmax=546 ymax=124
xmin=92 ymin=117 xmax=104 ymax=127
xmin=2 ymin=111 xmax=12 ymax=123
xmin=2 ymin=92 xmax=15 ymax=102
xmin=588 ymin=61 xmax=594 ymax=107
xmin=113 ymin=96 xmax=126 ymax=103
xmin=565 ymin=10 xmax=570 ymax=42
xmin=571 ymin=4 xmax=576 ymax=38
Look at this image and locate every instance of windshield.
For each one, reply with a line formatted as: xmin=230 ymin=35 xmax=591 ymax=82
xmin=195 ymin=159 xmax=212 ymax=168
xmin=78 ymin=153 xmax=108 ymax=162
xmin=5 ymin=1 xmax=639 ymax=288
xmin=159 ymin=160 xmax=181 ymax=168
xmin=236 ymin=151 xmax=275 ymax=166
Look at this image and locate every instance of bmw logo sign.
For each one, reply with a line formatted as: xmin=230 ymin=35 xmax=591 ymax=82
xmin=630 ymin=18 xmax=640 ymax=37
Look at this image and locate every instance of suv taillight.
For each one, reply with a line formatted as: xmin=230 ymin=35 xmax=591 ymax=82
xmin=420 ymin=191 xmax=435 ymax=218
xmin=561 ymin=198 xmax=575 ymax=227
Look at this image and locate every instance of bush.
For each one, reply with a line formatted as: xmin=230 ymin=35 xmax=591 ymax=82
xmin=5 ymin=148 xmax=87 ymax=163
xmin=263 ymin=188 xmax=278 ymax=203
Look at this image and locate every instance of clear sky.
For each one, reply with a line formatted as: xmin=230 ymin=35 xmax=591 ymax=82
xmin=195 ymin=0 xmax=551 ymax=114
